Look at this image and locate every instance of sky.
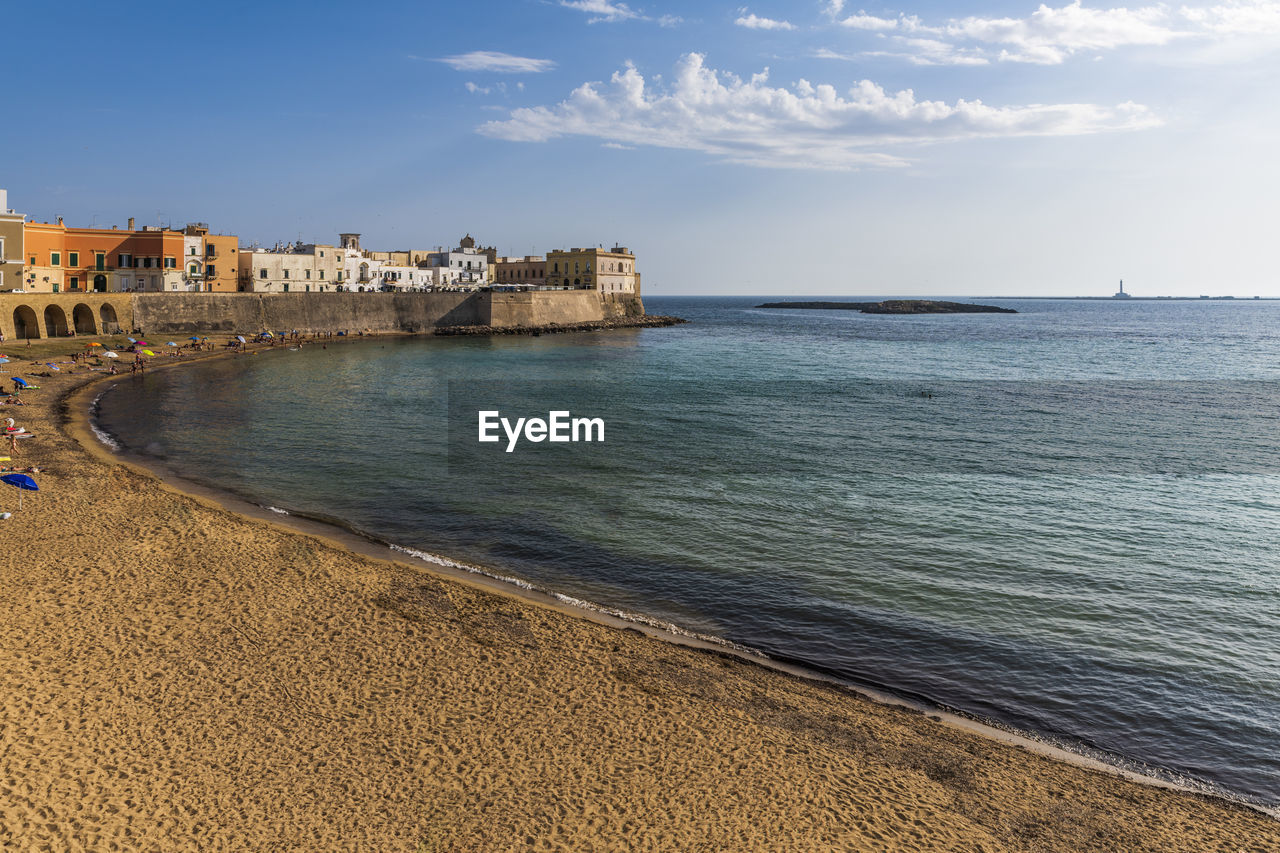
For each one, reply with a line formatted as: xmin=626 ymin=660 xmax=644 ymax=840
xmin=5 ymin=0 xmax=1279 ymax=296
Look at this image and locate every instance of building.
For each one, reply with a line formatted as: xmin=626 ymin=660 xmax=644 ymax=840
xmin=182 ymin=224 xmax=240 ymax=292
xmin=492 ymin=255 xmax=546 ymax=288
xmin=545 ymin=246 xmax=639 ymax=294
xmin=22 ymin=218 xmax=185 ymax=293
xmin=238 ymin=241 xmax=341 ymax=292
xmin=0 ymin=190 xmax=23 ymax=293
xmin=423 ymin=234 xmax=489 ymax=289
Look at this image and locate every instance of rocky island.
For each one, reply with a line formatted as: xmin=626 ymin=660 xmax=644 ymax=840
xmin=757 ymin=300 xmax=1017 ymax=314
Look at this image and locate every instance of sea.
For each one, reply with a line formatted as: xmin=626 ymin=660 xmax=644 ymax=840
xmin=93 ymin=296 xmax=1280 ymax=809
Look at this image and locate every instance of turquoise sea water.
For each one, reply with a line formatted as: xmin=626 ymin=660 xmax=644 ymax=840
xmin=95 ymin=297 xmax=1280 ymax=807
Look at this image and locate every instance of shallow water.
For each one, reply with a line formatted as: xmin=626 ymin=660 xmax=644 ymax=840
xmin=96 ymin=297 xmax=1280 ymax=806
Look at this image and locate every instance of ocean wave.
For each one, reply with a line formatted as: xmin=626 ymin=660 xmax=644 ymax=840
xmin=88 ymin=389 xmax=121 ymax=451
xmin=387 ymin=543 xmax=757 ymax=654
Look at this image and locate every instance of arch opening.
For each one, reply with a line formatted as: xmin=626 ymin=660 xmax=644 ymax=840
xmin=73 ymin=303 xmax=96 ymax=334
xmin=13 ymin=305 xmax=40 ymax=339
xmin=99 ymin=303 xmax=120 ymax=334
xmin=44 ymin=305 xmax=70 ymax=337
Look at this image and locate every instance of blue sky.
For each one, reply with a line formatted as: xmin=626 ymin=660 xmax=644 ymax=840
xmin=7 ymin=0 xmax=1279 ymax=296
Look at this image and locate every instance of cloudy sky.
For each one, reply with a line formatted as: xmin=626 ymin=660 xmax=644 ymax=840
xmin=8 ymin=0 xmax=1280 ymax=296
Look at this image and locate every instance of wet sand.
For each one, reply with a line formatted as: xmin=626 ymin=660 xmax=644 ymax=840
xmin=1 ymin=339 xmax=1277 ymax=851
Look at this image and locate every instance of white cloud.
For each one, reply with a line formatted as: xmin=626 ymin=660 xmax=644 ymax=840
xmin=478 ymin=53 xmax=1159 ymax=170
xmin=837 ymin=12 xmax=901 ymax=30
xmin=466 ymin=81 xmax=511 ymax=95
xmin=828 ymin=2 xmax=1280 ymax=66
xmin=561 ymin=0 xmax=643 ymax=23
xmin=945 ymin=1 xmax=1181 ymax=64
xmin=736 ymin=10 xmax=797 ymax=30
xmin=813 ymin=47 xmax=858 ymax=59
xmin=438 ymin=51 xmax=556 ymax=73
xmin=658 ymin=14 xmax=684 ymax=26
xmin=890 ymin=37 xmax=992 ymax=65
xmin=1181 ymin=0 xmax=1280 ymax=34
xmin=825 ymin=0 xmax=847 ymax=16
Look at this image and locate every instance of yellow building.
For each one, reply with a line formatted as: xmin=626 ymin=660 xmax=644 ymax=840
xmin=545 ymin=246 xmax=639 ymax=294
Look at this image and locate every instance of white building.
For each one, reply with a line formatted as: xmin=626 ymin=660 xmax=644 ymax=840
xmin=239 ymin=241 xmax=341 ymax=293
xmin=423 ymin=234 xmax=488 ymax=290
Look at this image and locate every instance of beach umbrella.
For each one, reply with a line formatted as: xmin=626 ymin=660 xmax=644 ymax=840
xmin=103 ymin=351 xmax=119 ymax=358
xmin=166 ymin=342 xmax=177 ymax=347
xmin=262 ymin=331 xmax=274 ymax=337
xmin=236 ymin=335 xmax=246 ymax=343
xmin=1 ymin=473 xmax=37 ymax=511
xmin=136 ymin=340 xmax=150 ymax=346
xmin=45 ymin=363 xmax=59 ymax=371
xmin=89 ymin=342 xmax=102 ymax=348
xmin=188 ymin=336 xmax=200 ymax=341
xmin=141 ymin=349 xmax=156 ymax=356
xmin=0 ymin=358 xmax=8 ymax=364
xmin=127 ymin=337 xmax=136 ymax=343
xmin=13 ymin=378 xmax=29 ymax=389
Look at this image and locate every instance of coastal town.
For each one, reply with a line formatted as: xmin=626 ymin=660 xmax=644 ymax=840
xmin=0 ymin=189 xmax=639 ymax=298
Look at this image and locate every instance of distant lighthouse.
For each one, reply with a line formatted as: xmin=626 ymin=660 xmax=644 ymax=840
xmin=1113 ymin=279 xmax=1131 ymax=298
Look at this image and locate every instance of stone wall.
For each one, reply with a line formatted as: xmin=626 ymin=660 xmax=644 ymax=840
xmin=0 ymin=293 xmax=134 ymax=340
xmin=0 ymin=291 xmax=646 ymax=340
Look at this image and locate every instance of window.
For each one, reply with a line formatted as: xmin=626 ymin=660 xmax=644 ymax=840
xmin=190 ymin=246 xmax=197 ymax=255
xmin=283 ymin=269 xmax=289 ymax=279
xmin=337 ymin=271 xmax=343 ymax=281
xmin=283 ymin=283 xmax=289 ymax=292
xmin=319 ymin=270 xmax=324 ymax=279
xmin=206 ymin=245 xmax=214 ymax=256
xmin=30 ymin=256 xmax=35 ymax=265
xmin=259 ymin=268 xmax=267 ymax=279
xmin=305 ymin=269 xmax=311 ymax=279
xmin=69 ymin=276 xmax=78 ymax=290
xmin=118 ymin=253 xmax=130 ymax=268
xmin=96 ymin=253 xmax=105 ymax=270
xmin=319 ymin=250 xmax=324 ymax=258
xmin=68 ymin=251 xmax=78 ymax=266
xmin=142 ymin=257 xmax=151 ymax=268
xmin=207 ymin=265 xmax=215 ymax=277
xmin=164 ymin=257 xmax=175 ymax=268
xmin=51 ymin=251 xmax=61 ymax=266
xmin=189 ymin=264 xmax=198 ymax=276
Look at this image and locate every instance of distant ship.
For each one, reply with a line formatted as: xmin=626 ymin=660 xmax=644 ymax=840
xmin=1113 ymin=279 xmax=1131 ymax=298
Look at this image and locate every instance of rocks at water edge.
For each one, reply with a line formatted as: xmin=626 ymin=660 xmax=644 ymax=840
xmin=433 ymin=315 xmax=687 ymax=337
xmin=756 ymin=300 xmax=1017 ymax=314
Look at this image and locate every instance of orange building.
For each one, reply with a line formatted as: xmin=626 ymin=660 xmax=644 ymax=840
xmin=181 ymin=224 xmax=240 ymax=292
xmin=23 ymin=218 xmax=186 ymax=293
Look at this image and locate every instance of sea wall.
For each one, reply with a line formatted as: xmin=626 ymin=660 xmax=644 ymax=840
xmin=133 ymin=291 xmax=644 ymax=335
xmin=0 ymin=291 xmax=644 ymax=339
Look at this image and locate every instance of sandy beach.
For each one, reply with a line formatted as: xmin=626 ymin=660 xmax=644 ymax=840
xmin=1 ymin=338 xmax=1277 ymax=851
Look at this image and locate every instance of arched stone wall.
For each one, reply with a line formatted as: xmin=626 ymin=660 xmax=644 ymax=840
xmin=0 ymin=294 xmax=134 ymax=341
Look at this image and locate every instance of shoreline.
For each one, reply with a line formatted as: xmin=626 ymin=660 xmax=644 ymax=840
xmin=62 ymin=342 xmax=1280 ymax=811
xmin=2 ymin=333 xmax=1277 ymax=849
xmin=75 ymin=370 xmax=1255 ymax=809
